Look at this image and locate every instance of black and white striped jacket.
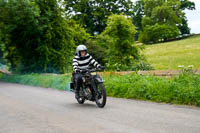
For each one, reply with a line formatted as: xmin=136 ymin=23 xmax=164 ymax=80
xmin=72 ymin=53 xmax=100 ymax=72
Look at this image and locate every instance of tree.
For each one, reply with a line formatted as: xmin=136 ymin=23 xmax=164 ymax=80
xmin=0 ymin=0 xmax=89 ymax=73
xmin=0 ymin=0 xmax=40 ymax=71
xmin=139 ymin=24 xmax=179 ymax=44
xmin=67 ymin=19 xmax=90 ymax=46
xmin=180 ymin=0 xmax=195 ymax=10
xmin=178 ymin=0 xmax=195 ymax=35
xmin=0 ymin=28 xmax=5 ymax=64
xmin=65 ymin=0 xmax=134 ymax=35
xmin=85 ymin=38 xmax=107 ymax=66
xmin=178 ymin=17 xmax=190 ymax=35
xmin=101 ymin=14 xmax=140 ymax=70
xmin=139 ymin=0 xmax=182 ymax=44
xmin=132 ymin=0 xmax=145 ymax=40
xmin=132 ymin=0 xmax=195 ymax=40
xmin=132 ymin=0 xmax=144 ymax=30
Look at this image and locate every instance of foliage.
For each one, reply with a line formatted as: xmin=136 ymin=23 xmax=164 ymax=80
xmin=178 ymin=65 xmax=194 ymax=74
xmin=0 ymin=0 xmax=89 ymax=73
xmin=178 ymin=0 xmax=195 ymax=35
xmin=131 ymin=56 xmax=154 ymax=71
xmin=136 ymin=0 xmax=195 ymax=44
xmin=0 ymin=33 xmax=5 ymax=64
xmin=0 ymin=73 xmax=70 ymax=90
xmin=180 ymin=0 xmax=195 ymax=10
xmin=104 ymin=73 xmax=200 ymax=106
xmin=84 ymin=14 xmax=152 ymax=71
xmin=34 ymin=0 xmax=75 ymax=73
xmin=0 ymin=0 xmax=196 ymax=73
xmin=0 ymin=72 xmax=2 ymax=79
xmin=67 ymin=19 xmax=90 ymax=46
xmin=139 ymin=24 xmax=179 ymax=44
xmin=85 ymin=38 xmax=107 ymax=66
xmin=132 ymin=0 xmax=144 ymax=30
xmin=65 ymin=0 xmax=134 ymax=35
xmin=132 ymin=0 xmax=145 ymax=40
xmin=139 ymin=0 xmax=182 ymax=44
xmin=178 ymin=17 xmax=190 ymax=35
xmin=101 ymin=14 xmax=142 ymax=70
xmin=65 ymin=0 xmax=195 ymax=38
xmin=143 ymin=35 xmax=200 ymax=70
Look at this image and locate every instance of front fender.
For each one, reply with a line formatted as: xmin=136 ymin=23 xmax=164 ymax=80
xmin=94 ymin=75 xmax=104 ymax=83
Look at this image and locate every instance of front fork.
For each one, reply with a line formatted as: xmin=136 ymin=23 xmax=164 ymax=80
xmin=90 ymin=76 xmax=98 ymax=95
xmin=90 ymin=75 xmax=104 ymax=96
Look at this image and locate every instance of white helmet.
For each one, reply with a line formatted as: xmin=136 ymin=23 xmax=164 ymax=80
xmin=76 ymin=44 xmax=87 ymax=56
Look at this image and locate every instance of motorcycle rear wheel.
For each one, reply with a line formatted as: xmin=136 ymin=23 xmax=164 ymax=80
xmin=95 ymin=83 xmax=107 ymax=108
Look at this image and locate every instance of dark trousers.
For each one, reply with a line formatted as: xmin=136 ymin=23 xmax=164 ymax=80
xmin=73 ymin=73 xmax=83 ymax=92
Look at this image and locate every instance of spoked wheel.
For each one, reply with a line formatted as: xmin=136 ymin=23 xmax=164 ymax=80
xmin=95 ymin=83 xmax=107 ymax=108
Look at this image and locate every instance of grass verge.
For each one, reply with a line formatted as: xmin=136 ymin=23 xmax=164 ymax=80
xmin=0 ymin=72 xmax=200 ymax=106
xmin=0 ymin=73 xmax=71 ymax=91
xmin=103 ymin=73 xmax=200 ymax=106
xmin=143 ymin=35 xmax=200 ymax=70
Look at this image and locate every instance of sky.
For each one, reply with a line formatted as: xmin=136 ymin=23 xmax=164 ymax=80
xmin=185 ymin=0 xmax=200 ymax=34
xmin=131 ymin=0 xmax=200 ymax=34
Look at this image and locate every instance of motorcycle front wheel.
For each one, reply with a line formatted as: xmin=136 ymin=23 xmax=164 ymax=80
xmin=95 ymin=83 xmax=107 ymax=108
xmin=75 ymin=87 xmax=85 ymax=104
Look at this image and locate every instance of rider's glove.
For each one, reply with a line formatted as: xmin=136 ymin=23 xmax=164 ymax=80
xmin=80 ymin=69 xmax=87 ymax=73
xmin=75 ymin=69 xmax=80 ymax=73
xmin=98 ymin=65 xmax=104 ymax=70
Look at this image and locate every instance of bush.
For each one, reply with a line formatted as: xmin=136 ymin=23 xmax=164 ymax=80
xmin=139 ymin=0 xmax=182 ymax=44
xmin=105 ymin=57 xmax=154 ymax=71
xmin=98 ymin=14 xmax=145 ymax=70
xmin=86 ymin=38 xmax=107 ymax=66
xmin=0 ymin=73 xmax=3 ymax=79
xmin=104 ymin=73 xmax=200 ymax=106
xmin=0 ymin=0 xmax=89 ymax=74
xmin=85 ymin=14 xmax=153 ymax=71
xmin=0 ymin=74 xmax=71 ymax=90
xmin=139 ymin=24 xmax=179 ymax=44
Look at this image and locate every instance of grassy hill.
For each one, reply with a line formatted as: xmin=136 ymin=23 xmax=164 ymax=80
xmin=143 ymin=35 xmax=200 ymax=70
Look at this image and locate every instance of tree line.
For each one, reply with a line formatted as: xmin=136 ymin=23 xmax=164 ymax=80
xmin=0 ymin=0 xmax=195 ymax=73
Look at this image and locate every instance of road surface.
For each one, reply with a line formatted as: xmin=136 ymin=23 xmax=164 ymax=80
xmin=0 ymin=82 xmax=200 ymax=133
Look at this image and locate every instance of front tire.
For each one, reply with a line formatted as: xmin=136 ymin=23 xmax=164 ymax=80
xmin=76 ymin=89 xmax=85 ymax=104
xmin=95 ymin=83 xmax=107 ymax=108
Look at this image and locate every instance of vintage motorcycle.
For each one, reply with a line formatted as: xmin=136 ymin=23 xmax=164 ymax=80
xmin=70 ymin=68 xmax=107 ymax=108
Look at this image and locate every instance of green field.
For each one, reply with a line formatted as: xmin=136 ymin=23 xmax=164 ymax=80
xmin=143 ymin=35 xmax=200 ymax=70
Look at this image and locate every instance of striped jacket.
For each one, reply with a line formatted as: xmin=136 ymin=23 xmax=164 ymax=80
xmin=72 ymin=53 xmax=100 ymax=72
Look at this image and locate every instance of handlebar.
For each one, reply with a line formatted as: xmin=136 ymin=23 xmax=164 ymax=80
xmin=75 ymin=66 xmax=104 ymax=74
xmin=82 ymin=68 xmax=104 ymax=73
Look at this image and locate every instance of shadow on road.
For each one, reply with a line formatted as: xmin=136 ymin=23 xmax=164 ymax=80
xmin=65 ymin=102 xmax=99 ymax=109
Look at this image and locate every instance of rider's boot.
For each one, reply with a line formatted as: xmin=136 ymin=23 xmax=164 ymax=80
xmin=75 ymin=78 xmax=81 ymax=99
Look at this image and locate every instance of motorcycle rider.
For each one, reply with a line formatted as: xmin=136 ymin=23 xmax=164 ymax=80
xmin=72 ymin=44 xmax=104 ymax=99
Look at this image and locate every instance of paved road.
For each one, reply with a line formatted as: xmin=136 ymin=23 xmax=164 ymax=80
xmin=0 ymin=82 xmax=200 ymax=133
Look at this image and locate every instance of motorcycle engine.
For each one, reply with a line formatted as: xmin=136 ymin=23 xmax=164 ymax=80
xmin=84 ymin=87 xmax=92 ymax=100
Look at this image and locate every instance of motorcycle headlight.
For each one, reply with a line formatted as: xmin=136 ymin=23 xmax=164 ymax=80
xmin=91 ymin=72 xmax=96 ymax=75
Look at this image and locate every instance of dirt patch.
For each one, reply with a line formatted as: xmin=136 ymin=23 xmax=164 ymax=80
xmin=101 ymin=69 xmax=200 ymax=76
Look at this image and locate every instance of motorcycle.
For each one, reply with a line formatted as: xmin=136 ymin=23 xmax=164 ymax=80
xmin=70 ymin=68 xmax=107 ymax=108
